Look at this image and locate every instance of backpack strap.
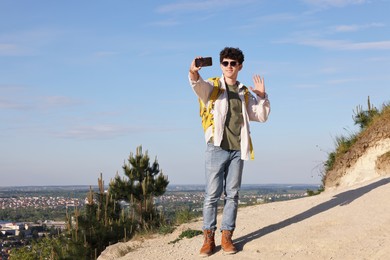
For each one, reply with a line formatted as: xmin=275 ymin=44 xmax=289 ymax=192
xmin=209 ymin=77 xmax=222 ymax=105
xmin=241 ymin=86 xmax=254 ymax=160
xmin=242 ymin=86 xmax=249 ymax=107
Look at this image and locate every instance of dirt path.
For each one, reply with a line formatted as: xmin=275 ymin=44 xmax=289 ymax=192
xmin=99 ymin=175 xmax=390 ymax=260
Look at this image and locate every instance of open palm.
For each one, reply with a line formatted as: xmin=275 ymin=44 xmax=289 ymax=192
xmin=249 ymin=74 xmax=265 ymax=98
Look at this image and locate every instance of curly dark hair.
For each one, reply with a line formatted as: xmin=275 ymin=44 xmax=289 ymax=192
xmin=219 ymin=47 xmax=244 ymax=64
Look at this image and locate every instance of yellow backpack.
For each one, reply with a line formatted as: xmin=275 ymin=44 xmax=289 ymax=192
xmin=199 ymin=77 xmax=222 ymax=133
xmin=199 ymin=77 xmax=254 ymax=159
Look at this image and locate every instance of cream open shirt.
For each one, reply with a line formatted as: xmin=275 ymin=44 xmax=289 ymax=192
xmin=189 ymin=75 xmax=271 ymax=160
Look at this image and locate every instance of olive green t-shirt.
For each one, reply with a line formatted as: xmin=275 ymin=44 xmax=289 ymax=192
xmin=220 ymin=83 xmax=243 ymax=151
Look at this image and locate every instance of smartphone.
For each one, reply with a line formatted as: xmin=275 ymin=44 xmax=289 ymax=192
xmin=195 ymin=57 xmax=212 ymax=67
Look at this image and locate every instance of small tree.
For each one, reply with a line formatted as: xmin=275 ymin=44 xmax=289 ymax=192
xmin=353 ymin=96 xmax=379 ymax=129
xmin=63 ymin=173 xmax=136 ymax=259
xmin=9 ymin=236 xmax=65 ymax=260
xmin=110 ymin=146 xmax=169 ymax=229
xmin=74 ymin=173 xmax=136 ymax=259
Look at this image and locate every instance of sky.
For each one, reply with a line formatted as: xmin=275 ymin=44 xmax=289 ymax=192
xmin=1 ymin=0 xmax=390 ymax=187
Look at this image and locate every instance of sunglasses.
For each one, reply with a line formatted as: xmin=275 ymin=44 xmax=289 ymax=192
xmin=221 ymin=61 xmax=239 ymax=67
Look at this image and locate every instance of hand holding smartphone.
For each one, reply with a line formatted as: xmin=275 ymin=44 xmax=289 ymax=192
xmin=195 ymin=57 xmax=212 ymax=67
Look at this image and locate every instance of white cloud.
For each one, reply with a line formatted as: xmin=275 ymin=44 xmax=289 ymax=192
xmin=334 ymin=25 xmax=361 ymax=32
xmin=347 ymin=41 xmax=390 ymax=50
xmin=297 ymin=39 xmax=390 ymax=50
xmin=0 ymin=85 xmax=82 ymax=110
xmin=320 ymin=67 xmax=340 ymax=74
xmin=0 ymin=98 xmax=29 ymax=109
xmin=147 ymin=19 xmax=180 ymax=27
xmin=156 ymin=0 xmax=255 ymax=13
xmin=332 ymin=23 xmax=384 ymax=33
xmin=294 ymin=83 xmax=321 ymax=89
xmin=57 ymin=125 xmax=131 ymax=139
xmin=261 ymin=13 xmax=297 ymax=22
xmin=93 ymin=51 xmax=118 ymax=57
xmin=327 ymin=77 xmax=361 ymax=84
xmin=55 ymin=124 xmax=154 ymax=139
xmin=0 ymin=28 xmax=62 ymax=56
xmin=302 ymin=0 xmax=368 ymax=8
xmin=55 ymin=123 xmax=183 ymax=139
xmin=39 ymin=96 xmax=82 ymax=108
xmin=0 ymin=95 xmax=82 ymax=111
xmin=0 ymin=43 xmax=31 ymax=56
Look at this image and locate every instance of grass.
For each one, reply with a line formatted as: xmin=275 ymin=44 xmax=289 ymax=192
xmin=168 ymin=229 xmax=203 ymax=244
xmin=322 ymin=100 xmax=390 ymax=187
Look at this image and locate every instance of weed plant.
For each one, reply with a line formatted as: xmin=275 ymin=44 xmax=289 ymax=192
xmin=322 ymin=98 xmax=389 ymax=185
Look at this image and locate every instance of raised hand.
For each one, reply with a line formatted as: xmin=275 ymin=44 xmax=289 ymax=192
xmin=249 ymin=74 xmax=265 ymax=98
xmin=189 ymin=56 xmax=202 ymax=81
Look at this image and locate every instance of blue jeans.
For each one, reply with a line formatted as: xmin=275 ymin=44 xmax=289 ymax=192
xmin=203 ymin=143 xmax=244 ymax=231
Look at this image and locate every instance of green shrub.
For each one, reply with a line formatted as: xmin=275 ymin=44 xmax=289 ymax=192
xmin=175 ymin=208 xmax=196 ymax=225
xmin=179 ymin=229 xmax=203 ymax=239
xmin=168 ymin=229 xmax=203 ymax=244
xmin=307 ymin=186 xmax=324 ymax=196
xmin=158 ymin=225 xmax=175 ymax=235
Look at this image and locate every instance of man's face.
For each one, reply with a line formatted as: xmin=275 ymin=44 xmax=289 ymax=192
xmin=220 ymin=58 xmax=242 ymax=79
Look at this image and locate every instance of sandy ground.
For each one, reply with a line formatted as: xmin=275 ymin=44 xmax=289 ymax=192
xmin=98 ymin=174 xmax=390 ymax=260
xmin=99 ymin=141 xmax=390 ymax=260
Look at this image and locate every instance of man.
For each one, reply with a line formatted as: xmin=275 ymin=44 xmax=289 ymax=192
xmin=188 ymin=47 xmax=271 ymax=257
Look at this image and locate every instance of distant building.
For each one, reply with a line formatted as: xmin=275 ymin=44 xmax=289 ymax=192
xmin=44 ymin=220 xmax=67 ymax=230
xmin=0 ymin=222 xmax=25 ymax=236
xmin=257 ymin=198 xmax=265 ymax=203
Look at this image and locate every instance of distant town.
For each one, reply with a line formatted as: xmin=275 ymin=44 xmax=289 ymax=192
xmin=0 ymin=184 xmax=319 ymax=259
xmin=0 ymin=195 xmax=81 ymax=210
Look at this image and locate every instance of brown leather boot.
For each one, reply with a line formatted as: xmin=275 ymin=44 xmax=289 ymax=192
xmin=199 ymin=230 xmax=215 ymax=257
xmin=221 ymin=230 xmax=237 ymax=254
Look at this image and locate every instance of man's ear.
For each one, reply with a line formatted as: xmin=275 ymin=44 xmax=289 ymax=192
xmin=238 ymin=64 xmax=243 ymax=71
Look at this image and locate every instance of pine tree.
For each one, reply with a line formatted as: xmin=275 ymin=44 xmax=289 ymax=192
xmin=74 ymin=173 xmax=129 ymax=259
xmin=109 ymin=146 xmax=169 ymax=228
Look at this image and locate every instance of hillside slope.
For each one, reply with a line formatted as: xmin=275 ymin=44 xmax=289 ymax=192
xmin=324 ymin=105 xmax=390 ymax=188
xmin=99 ymin=174 xmax=390 ymax=260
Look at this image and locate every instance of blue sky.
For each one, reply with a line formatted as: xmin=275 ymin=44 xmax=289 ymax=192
xmin=1 ymin=0 xmax=389 ymax=187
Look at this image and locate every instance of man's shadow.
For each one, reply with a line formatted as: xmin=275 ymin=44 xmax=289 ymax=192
xmin=233 ymin=177 xmax=390 ymax=250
